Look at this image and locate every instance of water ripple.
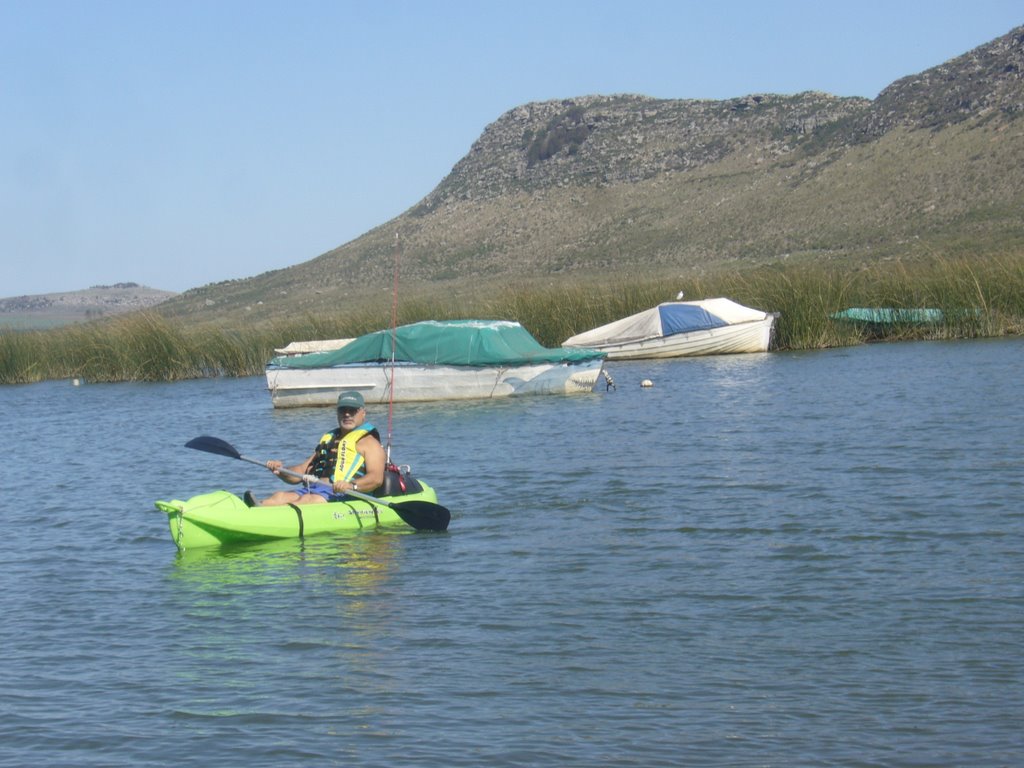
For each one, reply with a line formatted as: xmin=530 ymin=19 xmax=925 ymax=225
xmin=1 ymin=340 xmax=1022 ymax=766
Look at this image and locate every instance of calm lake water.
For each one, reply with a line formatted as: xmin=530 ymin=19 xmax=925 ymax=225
xmin=1 ymin=338 xmax=1022 ymax=767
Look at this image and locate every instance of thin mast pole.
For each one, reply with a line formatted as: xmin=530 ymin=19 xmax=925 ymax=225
xmin=386 ymin=232 xmax=400 ymax=462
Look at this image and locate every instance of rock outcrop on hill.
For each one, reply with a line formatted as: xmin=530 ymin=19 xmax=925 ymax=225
xmin=156 ymin=25 xmax=1024 ymax=326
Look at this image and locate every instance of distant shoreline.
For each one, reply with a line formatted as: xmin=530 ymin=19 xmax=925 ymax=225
xmin=0 ymin=283 xmax=177 ymax=330
xmin=2 ymin=254 xmax=1022 ymax=385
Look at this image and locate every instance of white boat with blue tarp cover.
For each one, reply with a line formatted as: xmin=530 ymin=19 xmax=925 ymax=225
xmin=562 ymin=298 xmax=776 ymax=360
xmin=265 ymin=319 xmax=607 ymax=407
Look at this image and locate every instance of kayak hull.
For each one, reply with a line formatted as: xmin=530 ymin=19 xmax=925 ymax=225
xmin=156 ymin=482 xmax=439 ymax=550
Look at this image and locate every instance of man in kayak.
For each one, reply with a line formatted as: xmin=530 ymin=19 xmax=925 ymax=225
xmin=244 ymin=391 xmax=386 ymax=507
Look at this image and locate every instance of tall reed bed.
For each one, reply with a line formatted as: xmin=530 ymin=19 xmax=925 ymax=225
xmin=390 ymin=253 xmax=1024 ymax=347
xmin=2 ymin=314 xmax=264 ymax=384
xmin=2 ymin=253 xmax=1021 ymax=385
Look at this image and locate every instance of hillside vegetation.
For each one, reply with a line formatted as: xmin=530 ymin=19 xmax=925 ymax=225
xmin=150 ymin=25 xmax=1024 ymax=331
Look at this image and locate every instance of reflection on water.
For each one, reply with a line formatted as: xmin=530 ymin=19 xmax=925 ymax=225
xmin=165 ymin=531 xmax=415 ymax=711
xmin=170 ymin=530 xmax=407 ymax=599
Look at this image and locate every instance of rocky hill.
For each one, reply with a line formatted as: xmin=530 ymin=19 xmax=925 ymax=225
xmin=853 ymin=25 xmax=1024 ymax=138
xmin=0 ymin=283 xmax=177 ymax=329
xmin=415 ymin=92 xmax=872 ymax=206
xmin=156 ymin=25 xmax=1024 ymax=328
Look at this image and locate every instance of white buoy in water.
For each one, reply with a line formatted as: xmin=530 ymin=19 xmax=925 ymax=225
xmin=641 ymin=379 xmax=653 ymax=388
xmin=72 ymin=378 xmax=81 ymax=387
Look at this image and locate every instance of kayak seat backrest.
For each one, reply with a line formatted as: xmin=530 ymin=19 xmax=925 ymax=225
xmin=376 ymin=469 xmax=423 ymax=497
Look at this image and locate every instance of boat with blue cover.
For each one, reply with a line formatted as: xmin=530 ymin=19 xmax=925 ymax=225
xmin=563 ymin=298 xmax=776 ymax=359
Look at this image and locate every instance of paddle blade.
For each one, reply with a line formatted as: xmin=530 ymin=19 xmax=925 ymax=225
xmin=185 ymin=435 xmax=242 ymax=460
xmin=391 ymin=500 xmax=451 ymax=532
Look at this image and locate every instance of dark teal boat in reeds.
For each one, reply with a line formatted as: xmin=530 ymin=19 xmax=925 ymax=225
xmin=830 ymin=307 xmax=946 ymax=325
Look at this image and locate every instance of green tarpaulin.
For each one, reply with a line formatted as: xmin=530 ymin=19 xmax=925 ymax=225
xmin=830 ymin=308 xmax=945 ymax=324
xmin=268 ymin=320 xmax=605 ymax=369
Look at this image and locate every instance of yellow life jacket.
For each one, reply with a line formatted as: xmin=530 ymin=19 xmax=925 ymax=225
xmin=308 ymin=424 xmax=376 ymax=483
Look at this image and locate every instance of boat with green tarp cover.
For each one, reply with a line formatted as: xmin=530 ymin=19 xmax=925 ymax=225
xmin=156 ymin=480 xmax=444 ymax=550
xmin=830 ymin=308 xmax=947 ymax=325
xmin=264 ymin=319 xmax=607 ymax=407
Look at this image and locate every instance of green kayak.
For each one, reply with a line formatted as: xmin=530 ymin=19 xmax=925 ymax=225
xmin=156 ymin=481 xmax=447 ymax=550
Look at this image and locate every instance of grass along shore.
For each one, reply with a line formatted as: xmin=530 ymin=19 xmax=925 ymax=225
xmin=2 ymin=254 xmax=1022 ymax=385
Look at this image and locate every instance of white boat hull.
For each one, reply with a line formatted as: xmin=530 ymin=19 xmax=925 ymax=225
xmin=266 ymin=360 xmax=606 ymax=407
xmin=579 ymin=316 xmax=775 ymax=360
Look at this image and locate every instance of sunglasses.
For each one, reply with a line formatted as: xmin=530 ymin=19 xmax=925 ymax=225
xmin=337 ymin=407 xmax=361 ymax=416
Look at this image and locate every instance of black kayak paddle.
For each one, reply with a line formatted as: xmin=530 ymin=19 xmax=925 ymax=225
xmin=185 ymin=435 xmax=450 ymax=532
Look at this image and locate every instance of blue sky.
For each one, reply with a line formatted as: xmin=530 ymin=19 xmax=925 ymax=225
xmin=1 ymin=1 xmax=1020 ymax=297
